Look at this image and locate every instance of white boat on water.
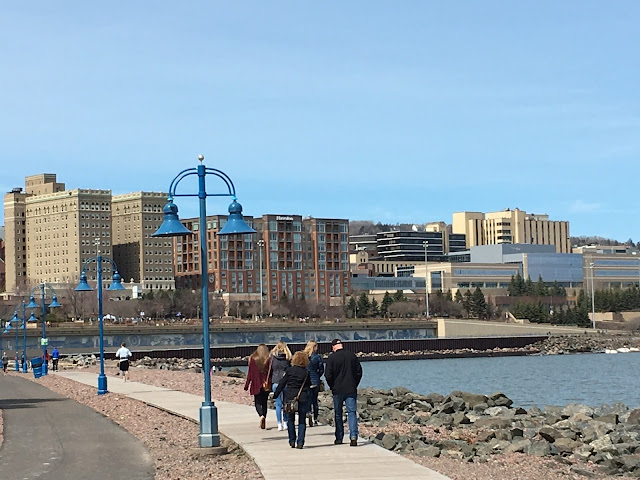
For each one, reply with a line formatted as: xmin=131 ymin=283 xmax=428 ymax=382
xmin=630 ymin=347 xmax=640 ymax=352
xmin=605 ymin=349 xmax=618 ymax=354
xmin=617 ymin=347 xmax=632 ymax=353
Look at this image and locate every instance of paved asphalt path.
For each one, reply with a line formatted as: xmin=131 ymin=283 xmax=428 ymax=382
xmin=0 ymin=375 xmax=154 ymax=480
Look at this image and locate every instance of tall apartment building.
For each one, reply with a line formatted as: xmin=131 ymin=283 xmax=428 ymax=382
xmin=173 ymin=214 xmax=350 ymax=307
xmin=112 ymin=192 xmax=175 ymax=291
xmin=4 ymin=174 xmax=66 ymax=294
xmin=4 ymin=174 xmax=171 ymax=295
xmin=452 ymin=208 xmax=571 ymax=253
xmin=25 ymin=187 xmax=113 ymax=286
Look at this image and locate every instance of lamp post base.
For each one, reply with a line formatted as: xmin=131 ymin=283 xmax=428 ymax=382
xmin=43 ymin=362 xmax=48 ymax=376
xmin=22 ymin=363 xmax=27 ymax=373
xmin=15 ymin=361 xmax=19 ymax=372
xmin=198 ymin=403 xmax=221 ymax=448
xmin=97 ymin=373 xmax=108 ymax=395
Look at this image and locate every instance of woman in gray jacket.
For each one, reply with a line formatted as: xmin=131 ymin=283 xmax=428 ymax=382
xmin=270 ymin=341 xmax=292 ymax=431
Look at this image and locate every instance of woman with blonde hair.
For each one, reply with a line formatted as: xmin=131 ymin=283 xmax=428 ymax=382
xmin=244 ymin=343 xmax=272 ymax=429
xmin=272 ymin=351 xmax=312 ymax=448
xmin=303 ymin=340 xmax=325 ymax=426
xmin=270 ymin=341 xmax=292 ymax=430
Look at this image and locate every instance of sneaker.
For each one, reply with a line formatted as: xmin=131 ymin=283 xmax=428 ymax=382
xmin=277 ymin=423 xmax=283 ymax=431
xmin=334 ymin=439 xmax=343 ymax=445
xmin=350 ymin=438 xmax=358 ymax=447
xmin=296 ymin=444 xmax=304 ymax=449
xmin=289 ymin=441 xmax=295 ymax=448
xmin=314 ymin=419 xmax=323 ymax=426
xmin=260 ymin=416 xmax=266 ymax=429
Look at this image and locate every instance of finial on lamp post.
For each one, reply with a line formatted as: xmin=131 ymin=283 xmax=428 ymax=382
xmin=198 ymin=154 xmax=204 ymax=163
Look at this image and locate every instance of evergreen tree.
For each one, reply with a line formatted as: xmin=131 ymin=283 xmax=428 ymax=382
xmin=381 ymin=292 xmax=393 ymax=317
xmin=462 ymin=290 xmax=473 ymax=317
xmin=370 ymin=299 xmax=380 ymax=317
xmin=393 ymin=290 xmax=406 ymax=302
xmin=533 ymin=276 xmax=548 ymax=296
xmin=524 ymin=276 xmax=534 ymax=296
xmin=345 ymin=296 xmax=357 ymax=318
xmin=454 ymin=290 xmax=463 ymax=303
xmin=445 ymin=290 xmax=453 ymax=302
xmin=357 ymin=292 xmax=371 ymax=317
xmin=471 ymin=287 xmax=487 ymax=318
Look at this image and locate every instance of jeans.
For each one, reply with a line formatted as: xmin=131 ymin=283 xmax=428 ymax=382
xmin=287 ymin=397 xmax=311 ymax=446
xmin=333 ymin=393 xmax=358 ymax=441
xmin=309 ymin=386 xmax=319 ymax=420
xmin=272 ymin=383 xmax=289 ymax=424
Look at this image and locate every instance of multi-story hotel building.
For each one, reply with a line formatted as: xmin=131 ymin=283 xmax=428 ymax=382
xmin=452 ymin=208 xmax=571 ymax=253
xmin=25 ymin=187 xmax=113 ymax=286
xmin=173 ymin=214 xmax=350 ymax=307
xmin=4 ymin=174 xmax=67 ymax=294
xmin=4 ymin=174 xmax=172 ymax=296
xmin=112 ymin=192 xmax=174 ymax=291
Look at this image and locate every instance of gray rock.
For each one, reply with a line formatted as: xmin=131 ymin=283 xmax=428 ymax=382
xmin=413 ymin=445 xmax=441 ymax=457
xmin=538 ymin=426 xmax=562 ymax=442
xmin=490 ymin=392 xmax=513 ymax=407
xmin=626 ymin=409 xmax=640 ymax=425
xmin=474 ymin=417 xmax=511 ymax=429
xmin=594 ymin=413 xmax=619 ymax=424
xmin=504 ymin=439 xmax=532 ymax=454
xmin=554 ymin=437 xmax=582 ymax=454
xmin=526 ymin=440 xmax=552 ymax=457
xmin=451 ymin=412 xmax=470 ymax=425
xmin=485 ymin=406 xmax=509 ymax=417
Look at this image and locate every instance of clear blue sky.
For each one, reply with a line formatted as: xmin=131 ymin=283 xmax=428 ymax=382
xmin=2 ymin=2 xmax=639 ymax=241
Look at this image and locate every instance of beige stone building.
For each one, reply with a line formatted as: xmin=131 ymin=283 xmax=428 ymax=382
xmin=4 ymin=174 xmax=67 ymax=294
xmin=25 ymin=187 xmax=113 ymax=286
xmin=452 ymin=208 xmax=570 ymax=253
xmin=112 ymin=192 xmax=174 ymax=291
xmin=4 ymin=174 xmax=173 ymax=296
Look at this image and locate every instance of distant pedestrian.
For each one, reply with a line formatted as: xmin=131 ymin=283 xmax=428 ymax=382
xmin=270 ymin=341 xmax=292 ymax=431
xmin=115 ymin=342 xmax=132 ymax=381
xmin=51 ymin=347 xmax=60 ymax=371
xmin=2 ymin=352 xmax=8 ymax=375
xmin=325 ymin=339 xmax=362 ymax=446
xmin=272 ymin=351 xmax=312 ymax=449
xmin=244 ymin=344 xmax=272 ymax=430
xmin=303 ymin=340 xmax=324 ymax=427
xmin=44 ymin=349 xmax=50 ymax=369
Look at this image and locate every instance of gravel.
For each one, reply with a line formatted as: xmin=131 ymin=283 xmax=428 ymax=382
xmin=2 ymin=364 xmax=633 ymax=479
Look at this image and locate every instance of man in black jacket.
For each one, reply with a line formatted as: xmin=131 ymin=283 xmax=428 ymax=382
xmin=324 ymin=339 xmax=362 ymax=446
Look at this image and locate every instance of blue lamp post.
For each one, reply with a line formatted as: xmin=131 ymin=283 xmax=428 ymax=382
xmin=75 ymin=238 xmax=126 ymax=395
xmin=9 ymin=311 xmax=20 ymax=371
xmin=152 ymin=154 xmax=255 ymax=448
xmin=27 ymin=284 xmax=61 ymax=375
xmin=3 ymin=303 xmax=36 ymax=373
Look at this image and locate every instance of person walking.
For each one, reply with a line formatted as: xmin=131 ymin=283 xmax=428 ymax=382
xmin=243 ymin=343 xmax=272 ymax=429
xmin=272 ymin=351 xmax=312 ymax=449
xmin=51 ymin=347 xmax=60 ymax=371
xmin=325 ymin=339 xmax=362 ymax=446
xmin=270 ymin=341 xmax=292 ymax=431
xmin=303 ymin=340 xmax=324 ymax=427
xmin=2 ymin=352 xmax=8 ymax=375
xmin=115 ymin=342 xmax=132 ymax=381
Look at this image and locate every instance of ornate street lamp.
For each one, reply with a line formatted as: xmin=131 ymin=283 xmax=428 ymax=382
xmin=27 ymin=285 xmax=61 ymax=375
xmin=153 ymin=154 xmax=255 ymax=449
xmin=75 ymin=238 xmax=126 ymax=395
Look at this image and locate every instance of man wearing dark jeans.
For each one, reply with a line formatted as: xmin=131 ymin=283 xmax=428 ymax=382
xmin=325 ymin=338 xmax=363 ymax=446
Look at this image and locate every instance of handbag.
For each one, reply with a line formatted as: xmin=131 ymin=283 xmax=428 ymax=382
xmin=262 ymin=359 xmax=273 ymax=392
xmin=284 ymin=372 xmax=308 ymax=414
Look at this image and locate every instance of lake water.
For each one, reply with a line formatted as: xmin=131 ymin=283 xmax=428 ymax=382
xmin=359 ymin=352 xmax=640 ymax=409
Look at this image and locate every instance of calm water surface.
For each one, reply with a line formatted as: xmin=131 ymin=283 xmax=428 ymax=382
xmin=359 ymin=352 xmax=640 ymax=408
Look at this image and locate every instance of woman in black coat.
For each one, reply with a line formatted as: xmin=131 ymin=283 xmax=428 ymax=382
xmin=272 ymin=351 xmax=312 ymax=449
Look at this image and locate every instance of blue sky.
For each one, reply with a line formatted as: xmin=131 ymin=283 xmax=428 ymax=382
xmin=2 ymin=2 xmax=639 ymax=241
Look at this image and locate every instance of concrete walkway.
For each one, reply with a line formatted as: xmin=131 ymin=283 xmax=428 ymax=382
xmin=0 ymin=374 xmax=154 ymax=480
xmin=56 ymin=371 xmax=449 ymax=480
